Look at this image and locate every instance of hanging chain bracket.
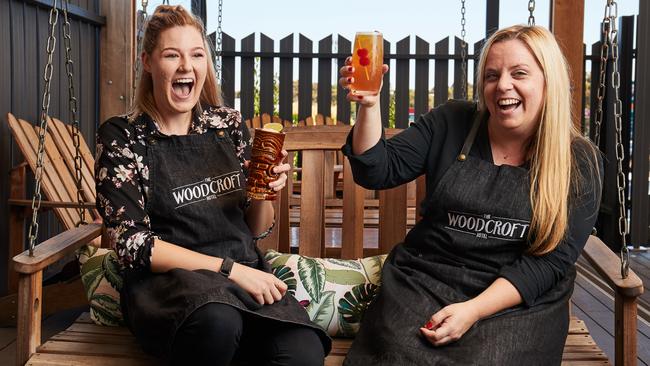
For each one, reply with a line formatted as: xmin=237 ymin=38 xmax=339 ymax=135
xmin=460 ymin=0 xmax=467 ymax=100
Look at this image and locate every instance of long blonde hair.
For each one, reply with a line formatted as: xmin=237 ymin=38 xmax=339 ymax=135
xmin=476 ymin=25 xmax=598 ymax=255
xmin=131 ymin=5 xmax=222 ymax=123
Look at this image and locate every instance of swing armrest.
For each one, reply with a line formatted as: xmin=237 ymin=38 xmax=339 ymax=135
xmin=581 ymin=235 xmax=644 ymax=297
xmin=8 ymin=198 xmax=97 ymax=209
xmin=12 ymin=223 xmax=103 ymax=275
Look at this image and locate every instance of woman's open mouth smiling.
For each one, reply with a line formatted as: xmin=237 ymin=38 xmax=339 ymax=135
xmin=172 ymin=78 xmax=194 ymax=99
xmin=497 ymin=98 xmax=522 ymax=112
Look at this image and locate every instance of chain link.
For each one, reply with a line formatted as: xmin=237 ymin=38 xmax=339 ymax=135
xmin=131 ymin=0 xmax=148 ymax=106
xmin=62 ymin=0 xmax=86 ymax=227
xmin=215 ymin=0 xmax=224 ymax=83
xmin=28 ymin=0 xmax=59 ymax=256
xmin=593 ymin=0 xmax=628 ymax=278
xmin=460 ymin=0 xmax=467 ymax=100
xmin=528 ymin=0 xmax=536 ymax=26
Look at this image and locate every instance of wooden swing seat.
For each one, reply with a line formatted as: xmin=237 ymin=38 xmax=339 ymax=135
xmin=7 ymin=116 xmax=643 ymax=366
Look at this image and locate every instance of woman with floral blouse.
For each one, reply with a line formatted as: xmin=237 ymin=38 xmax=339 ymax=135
xmin=95 ymin=5 xmax=329 ymax=366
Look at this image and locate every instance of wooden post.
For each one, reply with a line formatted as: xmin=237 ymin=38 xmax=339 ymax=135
xmin=15 ymin=271 xmax=42 ymax=366
xmin=615 ymin=293 xmax=638 ymax=366
xmin=550 ymin=0 xmax=585 ymax=130
xmin=8 ymin=164 xmax=27 ymax=295
xmin=99 ymin=0 xmax=136 ymax=124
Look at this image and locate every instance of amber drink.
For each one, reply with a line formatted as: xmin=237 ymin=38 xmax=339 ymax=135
xmin=351 ymin=31 xmax=383 ymax=95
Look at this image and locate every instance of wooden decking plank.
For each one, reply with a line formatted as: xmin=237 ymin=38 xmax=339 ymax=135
xmin=26 ymin=352 xmax=155 ymax=366
xmin=65 ymin=323 xmax=132 ymax=336
xmin=36 ymin=340 xmax=149 ymax=359
xmin=51 ymin=331 xmax=135 ymax=345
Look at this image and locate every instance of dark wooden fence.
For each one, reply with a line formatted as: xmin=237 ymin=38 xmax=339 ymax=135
xmin=209 ymin=14 xmax=648 ymax=250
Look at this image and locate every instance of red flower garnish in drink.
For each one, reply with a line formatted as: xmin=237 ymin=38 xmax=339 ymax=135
xmin=357 ymin=48 xmax=369 ymax=58
xmin=359 ymin=57 xmax=370 ymax=66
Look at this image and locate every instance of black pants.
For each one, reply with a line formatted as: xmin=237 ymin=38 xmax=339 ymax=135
xmin=170 ymin=303 xmax=325 ymax=366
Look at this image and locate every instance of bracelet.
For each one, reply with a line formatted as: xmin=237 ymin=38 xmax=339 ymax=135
xmin=253 ymin=218 xmax=276 ymax=241
xmin=219 ymin=257 xmax=234 ymax=278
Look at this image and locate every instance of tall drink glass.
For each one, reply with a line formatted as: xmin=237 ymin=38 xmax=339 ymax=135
xmin=351 ymin=31 xmax=383 ymax=96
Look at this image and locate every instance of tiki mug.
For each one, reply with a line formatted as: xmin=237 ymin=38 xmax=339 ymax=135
xmin=246 ymin=128 xmax=286 ymax=200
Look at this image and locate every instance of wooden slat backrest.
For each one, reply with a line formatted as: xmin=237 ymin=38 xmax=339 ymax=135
xmin=54 ymin=118 xmax=96 ymax=202
xmin=36 ymin=124 xmax=95 ymax=224
xmin=47 ymin=118 xmax=97 ymax=220
xmin=271 ymin=125 xmax=407 ymax=258
xmin=7 ymin=114 xmax=79 ymax=229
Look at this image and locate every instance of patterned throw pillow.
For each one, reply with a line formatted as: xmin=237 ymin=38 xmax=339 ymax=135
xmin=77 ymin=245 xmax=124 ymax=326
xmin=264 ymin=250 xmax=387 ymax=337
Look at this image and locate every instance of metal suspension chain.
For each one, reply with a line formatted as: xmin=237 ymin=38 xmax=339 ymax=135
xmin=607 ymin=0 xmax=630 ymax=278
xmin=62 ymin=0 xmax=86 ymax=226
xmin=131 ymin=0 xmax=148 ymax=106
xmin=460 ymin=0 xmax=467 ymax=100
xmin=593 ymin=3 xmax=611 ymax=146
xmin=215 ymin=0 xmax=224 ymax=83
xmin=593 ymin=0 xmax=629 ymax=278
xmin=28 ymin=0 xmax=59 ymax=256
xmin=528 ymin=0 xmax=536 ymax=26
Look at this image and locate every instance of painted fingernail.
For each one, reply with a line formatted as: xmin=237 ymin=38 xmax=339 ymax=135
xmin=347 ymin=77 xmax=352 ymax=83
xmin=347 ymin=66 xmax=353 ymax=72
xmin=425 ymin=321 xmax=433 ymax=329
xmin=358 ymin=96 xmax=363 ymax=100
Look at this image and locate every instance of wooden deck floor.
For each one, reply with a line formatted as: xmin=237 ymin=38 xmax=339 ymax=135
xmin=0 ymin=250 xmax=648 ymax=365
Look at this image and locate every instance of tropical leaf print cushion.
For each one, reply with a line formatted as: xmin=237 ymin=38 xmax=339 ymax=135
xmin=264 ymin=250 xmax=387 ymax=337
xmin=77 ymin=245 xmax=124 ymax=326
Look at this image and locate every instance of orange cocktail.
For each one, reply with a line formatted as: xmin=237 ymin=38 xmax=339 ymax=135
xmin=351 ymin=32 xmax=383 ymax=96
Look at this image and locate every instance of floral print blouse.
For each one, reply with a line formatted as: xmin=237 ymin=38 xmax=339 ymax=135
xmin=95 ymin=106 xmax=251 ymax=270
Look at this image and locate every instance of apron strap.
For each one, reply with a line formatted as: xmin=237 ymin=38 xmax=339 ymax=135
xmin=458 ymin=110 xmax=485 ymax=161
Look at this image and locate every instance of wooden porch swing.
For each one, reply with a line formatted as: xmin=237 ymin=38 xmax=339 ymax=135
xmin=7 ymin=0 xmax=644 ymax=365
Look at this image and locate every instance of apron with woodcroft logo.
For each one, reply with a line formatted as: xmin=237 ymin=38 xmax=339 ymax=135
xmin=344 ymin=114 xmax=574 ymax=366
xmin=120 ymin=124 xmax=330 ymax=359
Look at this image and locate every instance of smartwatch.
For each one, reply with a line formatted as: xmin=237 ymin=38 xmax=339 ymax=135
xmin=219 ymin=257 xmax=234 ymax=278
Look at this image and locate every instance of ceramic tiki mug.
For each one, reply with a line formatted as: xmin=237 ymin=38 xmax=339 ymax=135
xmin=246 ymin=127 xmax=285 ymax=200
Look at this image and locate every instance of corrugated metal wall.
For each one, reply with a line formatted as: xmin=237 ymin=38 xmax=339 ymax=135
xmin=0 ymin=0 xmax=103 ymax=296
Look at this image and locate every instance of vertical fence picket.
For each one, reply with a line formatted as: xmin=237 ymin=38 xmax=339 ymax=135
xmin=299 ymin=34 xmax=313 ymax=121
xmin=394 ymin=36 xmax=410 ymax=128
xmin=589 ymin=41 xmax=601 ymax=142
xmin=473 ymin=39 xmax=485 ymax=95
xmin=260 ymin=33 xmax=274 ymax=116
xmin=453 ymin=36 xmax=466 ymax=100
xmin=318 ymin=35 xmax=333 ymax=118
xmin=336 ymin=34 xmax=352 ymax=125
xmin=240 ymin=33 xmax=255 ymax=121
xmin=220 ymin=32 xmax=236 ymax=108
xmin=337 ymin=35 xmax=351 ymax=124
xmin=486 ymin=0 xmax=499 ymax=38
xmin=279 ymin=34 xmax=293 ymax=123
xmin=415 ymin=36 xmax=429 ymax=118
xmin=380 ymin=38 xmax=391 ymax=127
xmin=434 ymin=37 xmax=449 ymax=107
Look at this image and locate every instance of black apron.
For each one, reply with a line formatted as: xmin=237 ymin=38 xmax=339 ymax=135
xmin=120 ymin=125 xmax=331 ymax=359
xmin=344 ymin=114 xmax=574 ymax=366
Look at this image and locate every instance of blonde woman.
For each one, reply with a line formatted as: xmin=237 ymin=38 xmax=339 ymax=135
xmin=96 ymin=5 xmax=329 ymax=365
xmin=339 ymin=25 xmax=602 ymax=365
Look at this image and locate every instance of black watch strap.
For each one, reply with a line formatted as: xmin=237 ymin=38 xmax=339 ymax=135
xmin=219 ymin=257 xmax=234 ymax=278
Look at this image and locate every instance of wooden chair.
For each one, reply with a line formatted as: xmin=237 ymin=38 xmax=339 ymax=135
xmin=10 ymin=124 xmax=644 ymax=365
xmin=4 ymin=113 xmax=100 ymax=328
